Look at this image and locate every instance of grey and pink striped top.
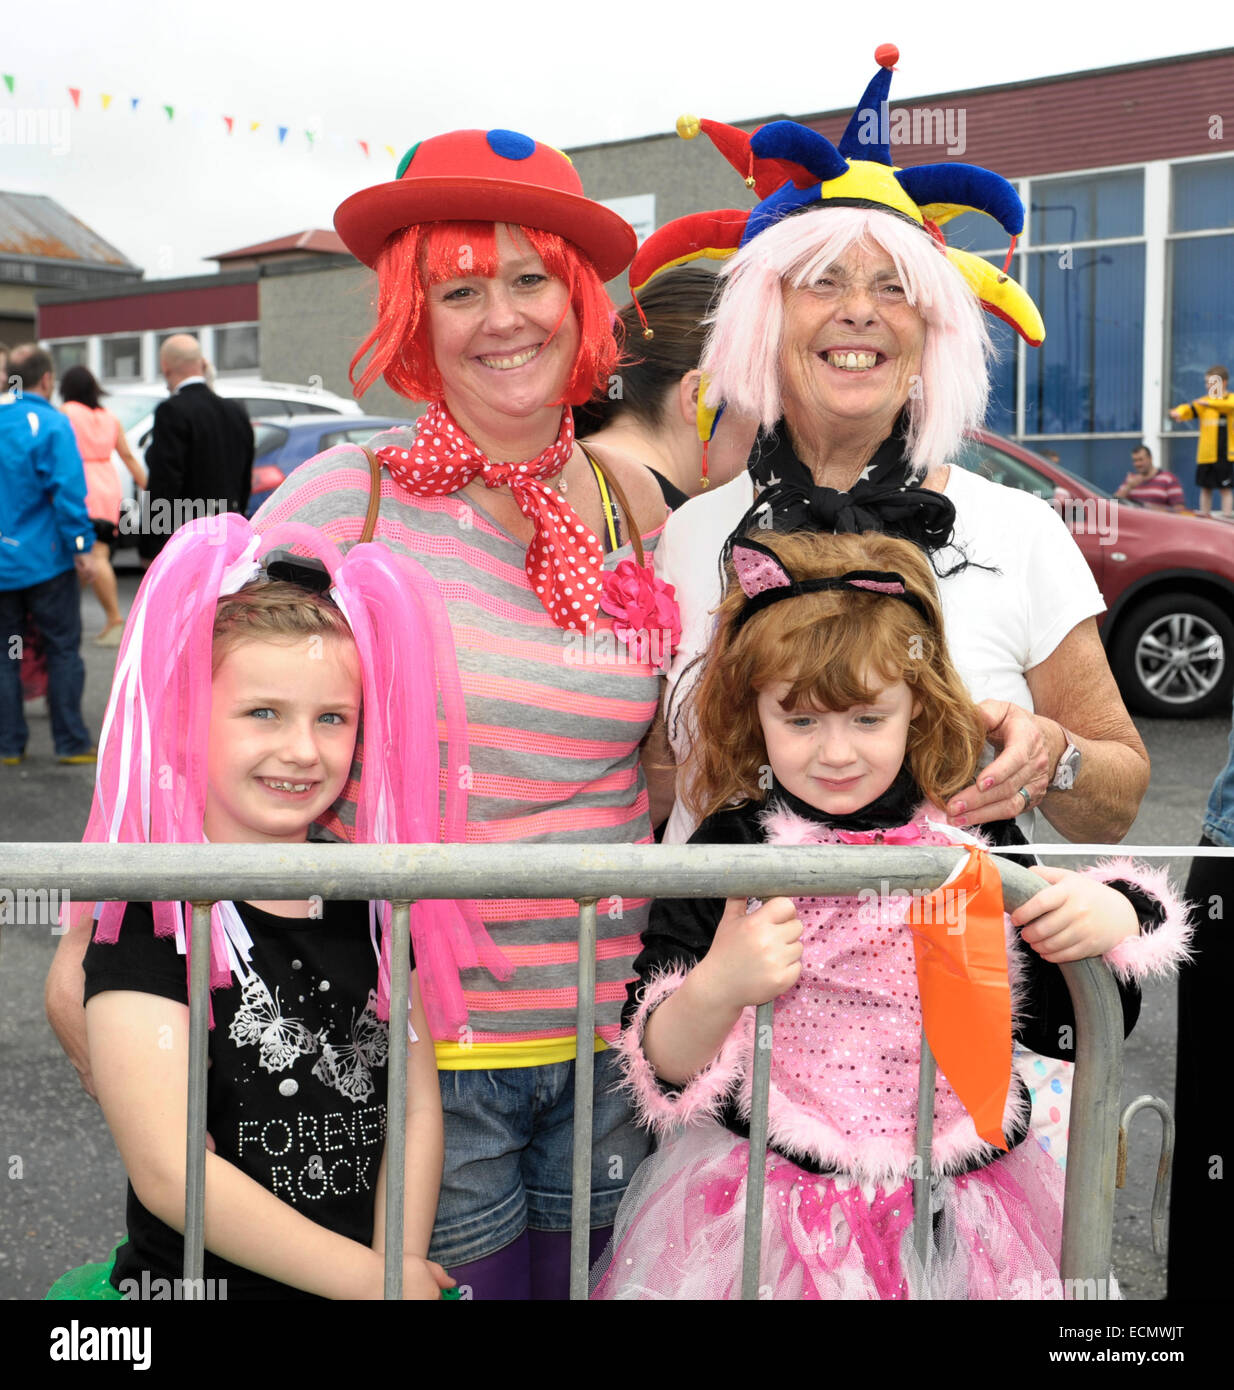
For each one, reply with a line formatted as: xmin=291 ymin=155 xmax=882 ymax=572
xmin=253 ymin=441 xmax=663 ymax=1063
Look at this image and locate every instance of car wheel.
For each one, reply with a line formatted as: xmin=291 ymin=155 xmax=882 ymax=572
xmin=1110 ymin=592 xmax=1234 ymax=718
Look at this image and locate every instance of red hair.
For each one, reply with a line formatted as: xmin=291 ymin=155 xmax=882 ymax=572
xmin=350 ymin=220 xmax=619 ymax=406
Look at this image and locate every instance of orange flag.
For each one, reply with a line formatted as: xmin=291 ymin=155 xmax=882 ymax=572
xmin=906 ymin=845 xmax=1013 ymax=1150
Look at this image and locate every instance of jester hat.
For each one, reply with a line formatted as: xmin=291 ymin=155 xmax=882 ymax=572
xmin=77 ymin=511 xmax=511 ymax=1039
xmin=631 ymin=44 xmax=1044 ymax=449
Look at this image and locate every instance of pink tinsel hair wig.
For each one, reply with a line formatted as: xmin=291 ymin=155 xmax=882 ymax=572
xmin=701 ymin=207 xmax=992 ymax=472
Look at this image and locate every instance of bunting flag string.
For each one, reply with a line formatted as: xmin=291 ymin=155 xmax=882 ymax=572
xmin=0 ymin=69 xmax=398 ymax=163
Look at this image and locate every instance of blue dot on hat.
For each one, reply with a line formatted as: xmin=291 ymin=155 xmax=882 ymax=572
xmin=487 ymin=129 xmax=536 ymax=161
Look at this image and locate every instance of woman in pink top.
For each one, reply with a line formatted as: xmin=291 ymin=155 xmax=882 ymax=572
xmin=60 ymin=366 xmax=147 ymax=645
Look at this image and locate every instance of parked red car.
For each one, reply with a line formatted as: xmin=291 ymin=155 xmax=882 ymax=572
xmin=960 ymin=432 xmax=1234 ymax=719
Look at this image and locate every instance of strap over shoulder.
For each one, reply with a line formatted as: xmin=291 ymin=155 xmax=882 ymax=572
xmin=359 ymin=445 xmax=383 ymax=545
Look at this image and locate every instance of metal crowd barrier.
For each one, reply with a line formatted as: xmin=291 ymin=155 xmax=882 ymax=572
xmin=15 ymin=841 xmax=1128 ymax=1301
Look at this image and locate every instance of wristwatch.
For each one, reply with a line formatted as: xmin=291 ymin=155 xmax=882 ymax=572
xmin=1050 ymin=728 xmax=1082 ymax=791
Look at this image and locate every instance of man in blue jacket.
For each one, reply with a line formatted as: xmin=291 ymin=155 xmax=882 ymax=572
xmin=0 ymin=345 xmax=97 ymax=764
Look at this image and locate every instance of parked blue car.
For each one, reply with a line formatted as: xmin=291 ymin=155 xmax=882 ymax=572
xmin=246 ymin=415 xmax=412 ymax=516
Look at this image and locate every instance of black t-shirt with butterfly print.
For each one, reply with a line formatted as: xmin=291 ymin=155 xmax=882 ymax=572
xmin=84 ymin=898 xmax=407 ymax=1300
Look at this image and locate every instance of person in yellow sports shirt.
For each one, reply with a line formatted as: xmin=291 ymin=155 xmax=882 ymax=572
xmin=1170 ymin=365 xmax=1234 ymax=518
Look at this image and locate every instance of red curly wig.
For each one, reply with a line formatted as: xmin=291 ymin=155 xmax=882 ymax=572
xmin=349 ymin=220 xmax=619 ymax=406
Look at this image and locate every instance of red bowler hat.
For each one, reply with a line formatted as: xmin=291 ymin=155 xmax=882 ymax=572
xmin=334 ymin=128 xmax=637 ymax=281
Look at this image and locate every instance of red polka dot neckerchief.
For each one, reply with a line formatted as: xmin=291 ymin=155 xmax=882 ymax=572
xmin=376 ymin=401 xmax=603 ymax=631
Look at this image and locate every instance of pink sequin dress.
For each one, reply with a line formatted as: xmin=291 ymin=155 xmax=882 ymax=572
xmin=593 ymin=797 xmax=1191 ymax=1301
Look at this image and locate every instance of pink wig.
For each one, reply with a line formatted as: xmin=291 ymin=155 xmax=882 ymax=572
xmin=76 ymin=511 xmax=510 ymax=1038
xmin=701 ymin=208 xmax=992 ymax=472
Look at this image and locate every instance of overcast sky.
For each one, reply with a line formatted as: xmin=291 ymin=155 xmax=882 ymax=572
xmin=1 ymin=2 xmax=1222 ymax=280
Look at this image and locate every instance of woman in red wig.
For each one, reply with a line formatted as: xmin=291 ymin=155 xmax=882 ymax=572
xmin=253 ymin=129 xmax=672 ymax=1299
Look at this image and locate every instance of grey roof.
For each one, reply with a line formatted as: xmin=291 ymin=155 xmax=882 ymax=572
xmin=0 ymin=191 xmax=141 ymax=273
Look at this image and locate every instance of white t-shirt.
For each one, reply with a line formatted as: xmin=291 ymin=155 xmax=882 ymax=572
xmin=657 ymin=463 xmax=1106 ymax=843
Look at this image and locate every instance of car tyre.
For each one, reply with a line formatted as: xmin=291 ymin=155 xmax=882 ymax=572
xmin=1110 ymin=591 xmax=1234 ymax=719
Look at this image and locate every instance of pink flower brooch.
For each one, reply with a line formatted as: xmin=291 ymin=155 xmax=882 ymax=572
xmin=600 ymin=557 xmax=681 ymax=669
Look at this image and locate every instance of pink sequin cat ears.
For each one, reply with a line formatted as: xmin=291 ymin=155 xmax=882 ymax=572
xmin=730 ymin=536 xmax=930 ymax=633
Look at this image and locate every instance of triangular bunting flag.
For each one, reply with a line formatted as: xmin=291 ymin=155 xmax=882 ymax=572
xmin=249 ymin=120 xmax=260 ymax=133
xmin=101 ymin=93 xmax=113 ymax=110
xmin=67 ymin=87 xmax=81 ymax=109
xmin=305 ymin=129 xmax=316 ymax=145
xmin=277 ymin=125 xmax=288 ymax=143
xmin=383 ymin=144 xmax=396 ymax=159
xmin=130 ymin=97 xmax=140 ymax=111
xmin=358 ymin=140 xmax=369 ymax=157
xmin=223 ymin=115 xmax=234 ymax=134
xmin=163 ymin=104 xmax=174 ymax=121
xmin=3 ymin=75 xmax=15 ymax=95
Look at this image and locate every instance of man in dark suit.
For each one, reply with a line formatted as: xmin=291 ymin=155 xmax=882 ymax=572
xmin=138 ymin=335 xmax=253 ymax=560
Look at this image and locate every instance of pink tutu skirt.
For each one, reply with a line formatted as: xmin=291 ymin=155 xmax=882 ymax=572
xmin=591 ymin=1123 xmax=1067 ymax=1300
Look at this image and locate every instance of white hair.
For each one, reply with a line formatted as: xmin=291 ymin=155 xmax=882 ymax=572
xmin=701 ymin=207 xmax=993 ymax=473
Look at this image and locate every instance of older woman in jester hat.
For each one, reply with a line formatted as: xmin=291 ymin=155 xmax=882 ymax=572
xmin=638 ymin=47 xmax=1150 ymax=1175
xmin=645 ymin=47 xmax=1147 ymax=853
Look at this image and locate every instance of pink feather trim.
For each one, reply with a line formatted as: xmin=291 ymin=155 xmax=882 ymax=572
xmin=615 ymin=968 xmax=751 ymax=1134
xmin=1080 ymin=858 xmax=1195 ymax=982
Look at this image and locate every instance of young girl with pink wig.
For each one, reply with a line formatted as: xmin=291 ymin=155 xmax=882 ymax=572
xmin=65 ymin=512 xmax=507 ymax=1300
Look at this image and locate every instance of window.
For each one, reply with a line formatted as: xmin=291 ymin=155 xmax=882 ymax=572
xmin=320 ymin=425 xmax=396 ymax=450
xmin=101 ymin=336 xmax=143 ymax=381
xmin=50 ymin=341 xmax=87 ymax=377
xmin=1172 ymin=159 xmax=1234 ymax=234
xmin=1024 ymin=244 xmax=1144 ymax=434
xmin=1167 ymin=233 xmax=1234 ymax=406
xmin=253 ymin=424 xmax=290 ymax=458
xmin=936 ymin=210 xmax=1007 ymax=254
xmin=157 ymin=329 xmax=201 ymax=357
xmin=1030 ymin=170 xmax=1143 ymax=244
xmin=215 ymin=325 xmax=259 ymax=374
xmin=235 ymin=397 xmax=341 ymax=418
xmin=953 ymin=437 xmax=1056 ymax=500
xmin=107 ymin=393 xmax=164 ymax=431
xmin=974 ymin=253 xmax=1020 ymax=437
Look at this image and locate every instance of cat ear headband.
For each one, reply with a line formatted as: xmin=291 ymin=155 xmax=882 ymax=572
xmin=730 ymin=536 xmax=930 ymax=633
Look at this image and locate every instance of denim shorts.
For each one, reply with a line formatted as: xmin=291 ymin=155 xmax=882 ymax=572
xmin=428 ymin=1048 xmax=652 ymax=1267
